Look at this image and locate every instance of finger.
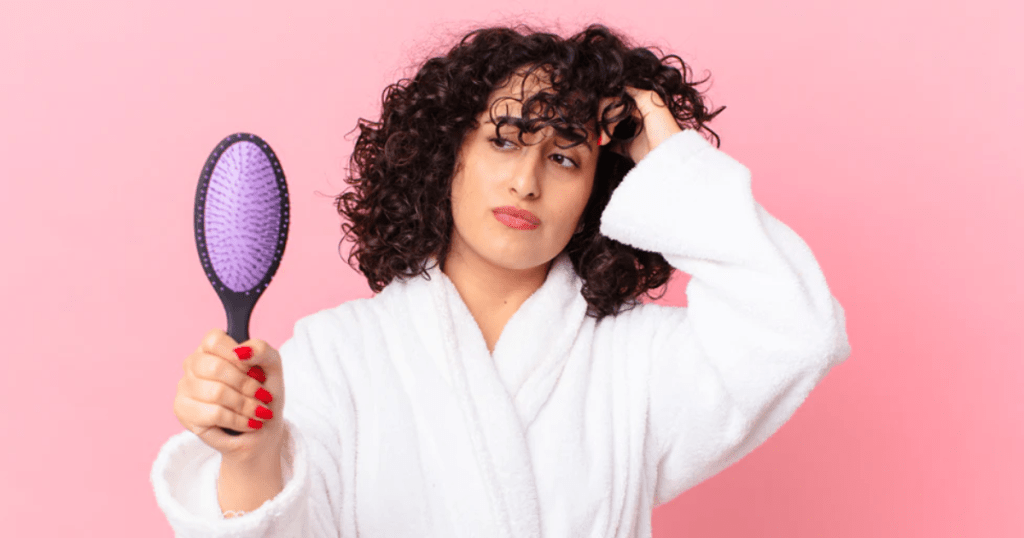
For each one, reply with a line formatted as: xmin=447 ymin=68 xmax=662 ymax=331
xmin=176 ymin=393 xmax=265 ymax=434
xmin=597 ymin=94 xmax=647 ymax=147
xmin=197 ymin=331 xmax=275 ymax=385
xmin=239 ymin=339 xmax=279 ymax=370
xmin=597 ymin=96 xmax=624 ymax=146
xmin=180 ymin=373 xmax=272 ymax=428
xmin=182 ymin=364 xmax=276 ymax=438
xmin=624 ymin=86 xmax=667 ymax=109
xmin=232 ymin=339 xmax=280 ymax=390
xmin=188 ymin=350 xmax=266 ymax=398
xmin=199 ymin=328 xmax=242 ymax=363
xmin=619 ymin=87 xmax=653 ymax=124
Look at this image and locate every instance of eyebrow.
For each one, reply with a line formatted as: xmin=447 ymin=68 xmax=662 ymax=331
xmin=483 ymin=117 xmax=595 ymax=152
xmin=483 ymin=116 xmax=519 ymax=125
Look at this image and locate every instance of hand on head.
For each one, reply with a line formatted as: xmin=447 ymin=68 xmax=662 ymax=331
xmin=598 ymin=87 xmax=684 ymax=163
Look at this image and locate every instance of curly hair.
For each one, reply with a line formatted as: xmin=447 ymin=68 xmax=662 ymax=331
xmin=337 ymin=23 xmax=726 ymax=320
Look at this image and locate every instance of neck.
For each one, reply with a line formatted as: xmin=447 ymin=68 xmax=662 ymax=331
xmin=440 ymin=251 xmax=552 ymax=352
xmin=442 ymin=251 xmax=550 ymax=310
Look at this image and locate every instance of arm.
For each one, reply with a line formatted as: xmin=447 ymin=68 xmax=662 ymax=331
xmin=599 ymin=128 xmax=852 ymax=505
xmin=151 ymin=313 xmax=357 ymax=536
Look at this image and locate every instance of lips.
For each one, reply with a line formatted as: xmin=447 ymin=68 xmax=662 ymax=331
xmin=493 ymin=206 xmax=540 ymax=230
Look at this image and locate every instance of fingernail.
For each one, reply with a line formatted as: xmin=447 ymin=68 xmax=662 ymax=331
xmin=255 ymin=406 xmax=273 ymax=420
xmin=248 ymin=418 xmax=263 ymax=429
xmin=234 ymin=346 xmax=253 ymax=360
xmin=255 ymin=387 xmax=273 ymax=404
xmin=247 ymin=366 xmax=266 ymax=384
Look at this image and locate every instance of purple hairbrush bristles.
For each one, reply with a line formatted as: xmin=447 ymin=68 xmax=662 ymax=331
xmin=205 ymin=141 xmax=282 ymax=292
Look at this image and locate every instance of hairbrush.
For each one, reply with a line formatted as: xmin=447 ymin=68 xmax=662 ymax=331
xmin=194 ymin=132 xmax=289 ymax=436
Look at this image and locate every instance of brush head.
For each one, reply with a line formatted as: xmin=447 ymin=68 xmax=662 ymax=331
xmin=194 ymin=132 xmax=289 ymax=342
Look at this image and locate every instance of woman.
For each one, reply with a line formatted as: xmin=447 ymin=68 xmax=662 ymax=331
xmin=152 ymin=24 xmax=851 ymax=537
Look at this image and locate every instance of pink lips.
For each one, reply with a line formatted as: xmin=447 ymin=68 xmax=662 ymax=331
xmin=493 ymin=206 xmax=540 ymax=230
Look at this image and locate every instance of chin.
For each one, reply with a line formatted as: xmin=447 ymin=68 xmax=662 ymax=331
xmin=451 ymin=224 xmax=568 ymax=273
xmin=486 ymin=251 xmax=550 ymax=272
xmin=471 ymin=240 xmax=552 ymax=271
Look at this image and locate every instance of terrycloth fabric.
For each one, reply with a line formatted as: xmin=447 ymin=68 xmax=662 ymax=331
xmin=151 ymin=129 xmax=852 ymax=537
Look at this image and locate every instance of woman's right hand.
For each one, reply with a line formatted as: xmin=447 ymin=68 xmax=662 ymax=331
xmin=173 ymin=329 xmax=287 ymax=466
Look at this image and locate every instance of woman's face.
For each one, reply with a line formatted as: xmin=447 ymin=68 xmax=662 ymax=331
xmin=447 ymin=76 xmax=599 ymax=274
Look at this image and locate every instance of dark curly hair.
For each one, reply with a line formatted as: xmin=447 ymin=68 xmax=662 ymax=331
xmin=337 ymin=23 xmax=726 ymax=320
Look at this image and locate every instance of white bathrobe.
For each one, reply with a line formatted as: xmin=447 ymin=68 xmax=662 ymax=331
xmin=151 ymin=129 xmax=852 ymax=537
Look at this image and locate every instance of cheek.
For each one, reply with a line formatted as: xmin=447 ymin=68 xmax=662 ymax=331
xmin=451 ymin=182 xmax=478 ymax=219
xmin=570 ymin=180 xmax=595 ymax=220
xmin=449 ymin=175 xmax=484 ymax=234
xmin=550 ymin=185 xmax=593 ymax=236
xmin=449 ymin=179 xmax=463 ymax=217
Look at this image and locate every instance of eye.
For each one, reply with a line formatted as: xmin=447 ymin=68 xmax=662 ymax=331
xmin=550 ymin=153 xmax=578 ymax=169
xmin=489 ymin=137 xmax=517 ymax=151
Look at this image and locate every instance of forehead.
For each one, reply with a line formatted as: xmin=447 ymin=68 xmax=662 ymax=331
xmin=476 ymin=68 xmax=593 ymax=146
xmin=485 ymin=70 xmax=553 ymax=118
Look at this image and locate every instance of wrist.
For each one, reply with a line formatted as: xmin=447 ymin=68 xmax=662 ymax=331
xmin=643 ymin=116 xmax=683 ymax=151
xmin=221 ymin=450 xmax=282 ymax=477
xmin=218 ymin=452 xmax=284 ymax=514
xmin=221 ymin=429 xmax=286 ymax=470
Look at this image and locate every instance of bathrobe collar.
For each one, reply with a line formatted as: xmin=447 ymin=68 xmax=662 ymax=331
xmin=419 ymin=250 xmax=588 ymax=422
xmin=379 ymin=251 xmax=588 ymax=538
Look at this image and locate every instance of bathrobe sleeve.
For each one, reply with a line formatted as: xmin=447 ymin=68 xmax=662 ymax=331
xmin=598 ymin=129 xmax=852 ymax=505
xmin=150 ymin=313 xmax=357 ymax=537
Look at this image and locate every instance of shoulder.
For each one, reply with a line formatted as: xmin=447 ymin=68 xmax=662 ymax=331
xmin=276 ymin=295 xmax=394 ymax=388
xmin=280 ymin=294 xmax=393 ymax=365
xmin=591 ymin=300 xmax=690 ymax=350
xmin=288 ymin=275 xmax=422 ymax=347
xmin=291 ymin=294 xmax=387 ymax=341
xmin=596 ymin=300 xmax=688 ymax=330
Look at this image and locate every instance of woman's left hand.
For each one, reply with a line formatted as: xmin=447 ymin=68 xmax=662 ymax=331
xmin=598 ymin=87 xmax=683 ymax=163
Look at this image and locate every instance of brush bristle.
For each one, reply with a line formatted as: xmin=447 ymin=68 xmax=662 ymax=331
xmin=204 ymin=141 xmax=282 ymax=293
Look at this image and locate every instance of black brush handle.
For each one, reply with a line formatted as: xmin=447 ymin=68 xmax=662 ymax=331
xmin=221 ymin=293 xmax=260 ymax=436
xmin=222 ymin=300 xmax=251 ymax=435
xmin=227 ymin=301 xmax=252 ymax=344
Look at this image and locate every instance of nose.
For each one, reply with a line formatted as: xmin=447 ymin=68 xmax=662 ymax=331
xmin=509 ymin=147 xmax=542 ymax=199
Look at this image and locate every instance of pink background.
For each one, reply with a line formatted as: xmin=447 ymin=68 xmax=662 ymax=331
xmin=1 ymin=0 xmax=1021 ymax=536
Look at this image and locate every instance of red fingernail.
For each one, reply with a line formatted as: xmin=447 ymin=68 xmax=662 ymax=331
xmin=234 ymin=346 xmax=253 ymax=360
xmin=247 ymin=366 xmax=266 ymax=384
xmin=255 ymin=406 xmax=273 ymax=420
xmin=248 ymin=418 xmax=263 ymax=429
xmin=255 ymin=387 xmax=273 ymax=404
